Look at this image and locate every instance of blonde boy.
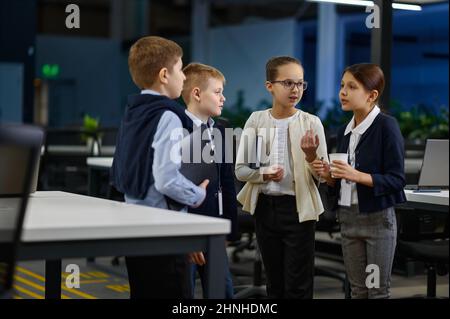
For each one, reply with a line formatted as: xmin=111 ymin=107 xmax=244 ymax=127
xmin=181 ymin=63 xmax=237 ymax=299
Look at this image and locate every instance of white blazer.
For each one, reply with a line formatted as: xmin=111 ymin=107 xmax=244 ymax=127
xmin=235 ymin=109 xmax=329 ymax=223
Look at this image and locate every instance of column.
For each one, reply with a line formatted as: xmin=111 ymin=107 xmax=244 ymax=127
xmin=316 ymin=3 xmax=338 ymax=118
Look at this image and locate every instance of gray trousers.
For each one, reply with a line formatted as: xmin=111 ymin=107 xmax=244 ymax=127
xmin=338 ymin=205 xmax=397 ymax=299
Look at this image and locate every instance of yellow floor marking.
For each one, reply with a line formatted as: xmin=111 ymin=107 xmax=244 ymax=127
xmin=13 ymin=284 xmax=44 ymax=299
xmin=62 ymin=271 xmax=109 ymax=280
xmin=106 ymin=284 xmax=130 ymax=293
xmin=78 ymin=279 xmax=109 ymax=284
xmin=14 ymin=275 xmax=71 ymax=299
xmin=85 ymin=271 xmax=109 ymax=279
xmin=16 ymin=266 xmax=97 ymax=299
xmin=16 ymin=266 xmax=47 ymax=281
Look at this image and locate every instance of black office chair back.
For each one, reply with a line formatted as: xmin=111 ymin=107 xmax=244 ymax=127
xmin=0 ymin=124 xmax=44 ymax=297
xmin=97 ymin=127 xmax=118 ymax=146
xmin=44 ymin=127 xmax=93 ymax=145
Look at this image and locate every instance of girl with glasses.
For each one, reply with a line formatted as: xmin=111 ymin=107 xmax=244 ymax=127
xmin=235 ymin=56 xmax=329 ymax=299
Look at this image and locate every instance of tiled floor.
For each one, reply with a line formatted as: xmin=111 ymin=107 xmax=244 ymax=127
xmin=13 ymin=259 xmax=129 ymax=299
xmin=11 ymin=249 xmax=449 ymax=299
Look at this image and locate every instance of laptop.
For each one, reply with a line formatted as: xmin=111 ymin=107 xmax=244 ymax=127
xmin=0 ymin=147 xmax=40 ymax=196
xmin=405 ymin=139 xmax=449 ymax=192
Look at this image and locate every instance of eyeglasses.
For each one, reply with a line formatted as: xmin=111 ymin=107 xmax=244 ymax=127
xmin=271 ymin=79 xmax=308 ymax=91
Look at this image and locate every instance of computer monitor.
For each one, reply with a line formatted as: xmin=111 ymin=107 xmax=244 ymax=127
xmin=418 ymin=139 xmax=449 ymax=189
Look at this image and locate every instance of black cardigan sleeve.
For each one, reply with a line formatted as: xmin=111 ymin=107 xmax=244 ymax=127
xmin=371 ymin=116 xmax=406 ymax=196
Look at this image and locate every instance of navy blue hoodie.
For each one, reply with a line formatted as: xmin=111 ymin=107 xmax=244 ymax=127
xmin=111 ymin=94 xmax=193 ymax=200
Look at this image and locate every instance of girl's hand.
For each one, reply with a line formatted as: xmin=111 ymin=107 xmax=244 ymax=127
xmin=301 ymin=128 xmax=319 ymax=162
xmin=311 ymin=159 xmax=331 ymax=179
xmin=330 ymin=160 xmax=360 ymax=183
xmin=263 ymin=165 xmax=284 ymax=182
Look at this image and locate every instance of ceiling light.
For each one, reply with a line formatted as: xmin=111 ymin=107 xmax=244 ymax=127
xmin=307 ymin=0 xmax=422 ymax=11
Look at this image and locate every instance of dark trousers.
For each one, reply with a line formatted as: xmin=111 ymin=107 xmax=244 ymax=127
xmin=125 ymin=255 xmax=191 ymax=299
xmin=254 ymin=194 xmax=316 ymax=299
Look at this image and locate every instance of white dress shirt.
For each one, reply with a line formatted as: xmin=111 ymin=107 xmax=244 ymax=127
xmin=124 ymin=90 xmax=206 ymax=210
xmin=339 ymin=105 xmax=380 ymax=206
xmin=185 ymin=109 xmax=216 ymax=151
xmin=261 ymin=111 xmax=298 ymax=196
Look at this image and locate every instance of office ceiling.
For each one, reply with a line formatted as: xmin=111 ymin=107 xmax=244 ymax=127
xmin=36 ymin=0 xmax=448 ymax=38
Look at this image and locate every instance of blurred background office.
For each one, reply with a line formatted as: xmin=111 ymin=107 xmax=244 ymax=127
xmin=0 ymin=0 xmax=448 ymax=299
xmin=1 ymin=0 xmax=448 ymax=184
xmin=1 ymin=0 xmax=448 ymax=128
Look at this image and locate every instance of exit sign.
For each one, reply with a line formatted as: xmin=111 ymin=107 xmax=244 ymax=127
xmin=42 ymin=64 xmax=60 ymax=78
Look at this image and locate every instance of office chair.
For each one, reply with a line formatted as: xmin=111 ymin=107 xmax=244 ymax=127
xmin=397 ymin=239 xmax=448 ymax=298
xmin=227 ymin=178 xmax=267 ymax=299
xmin=313 ymin=182 xmax=352 ymax=298
xmin=232 ymin=240 xmax=267 ymax=299
xmin=231 ymin=207 xmax=255 ymax=263
xmin=39 ymin=127 xmax=99 ymax=194
xmin=396 ymin=209 xmax=449 ymax=298
xmin=0 ymin=124 xmax=44 ymax=299
xmin=227 ymin=200 xmax=267 ymax=299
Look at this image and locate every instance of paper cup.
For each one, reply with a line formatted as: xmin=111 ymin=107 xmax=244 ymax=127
xmin=329 ymin=153 xmax=348 ymax=178
xmin=260 ymin=164 xmax=284 ymax=175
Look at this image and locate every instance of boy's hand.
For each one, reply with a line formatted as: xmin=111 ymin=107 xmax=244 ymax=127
xmin=188 ymin=252 xmax=206 ymax=266
xmin=191 ymin=179 xmax=209 ymax=208
xmin=198 ymin=179 xmax=210 ymax=189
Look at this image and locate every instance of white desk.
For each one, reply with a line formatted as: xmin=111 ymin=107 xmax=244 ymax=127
xmin=403 ymin=190 xmax=449 ymax=213
xmin=13 ymin=191 xmax=230 ymax=298
xmin=23 ymin=191 xmax=230 ymax=241
xmin=47 ymin=146 xmax=115 ymax=156
xmin=86 ymin=157 xmax=113 ymax=168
